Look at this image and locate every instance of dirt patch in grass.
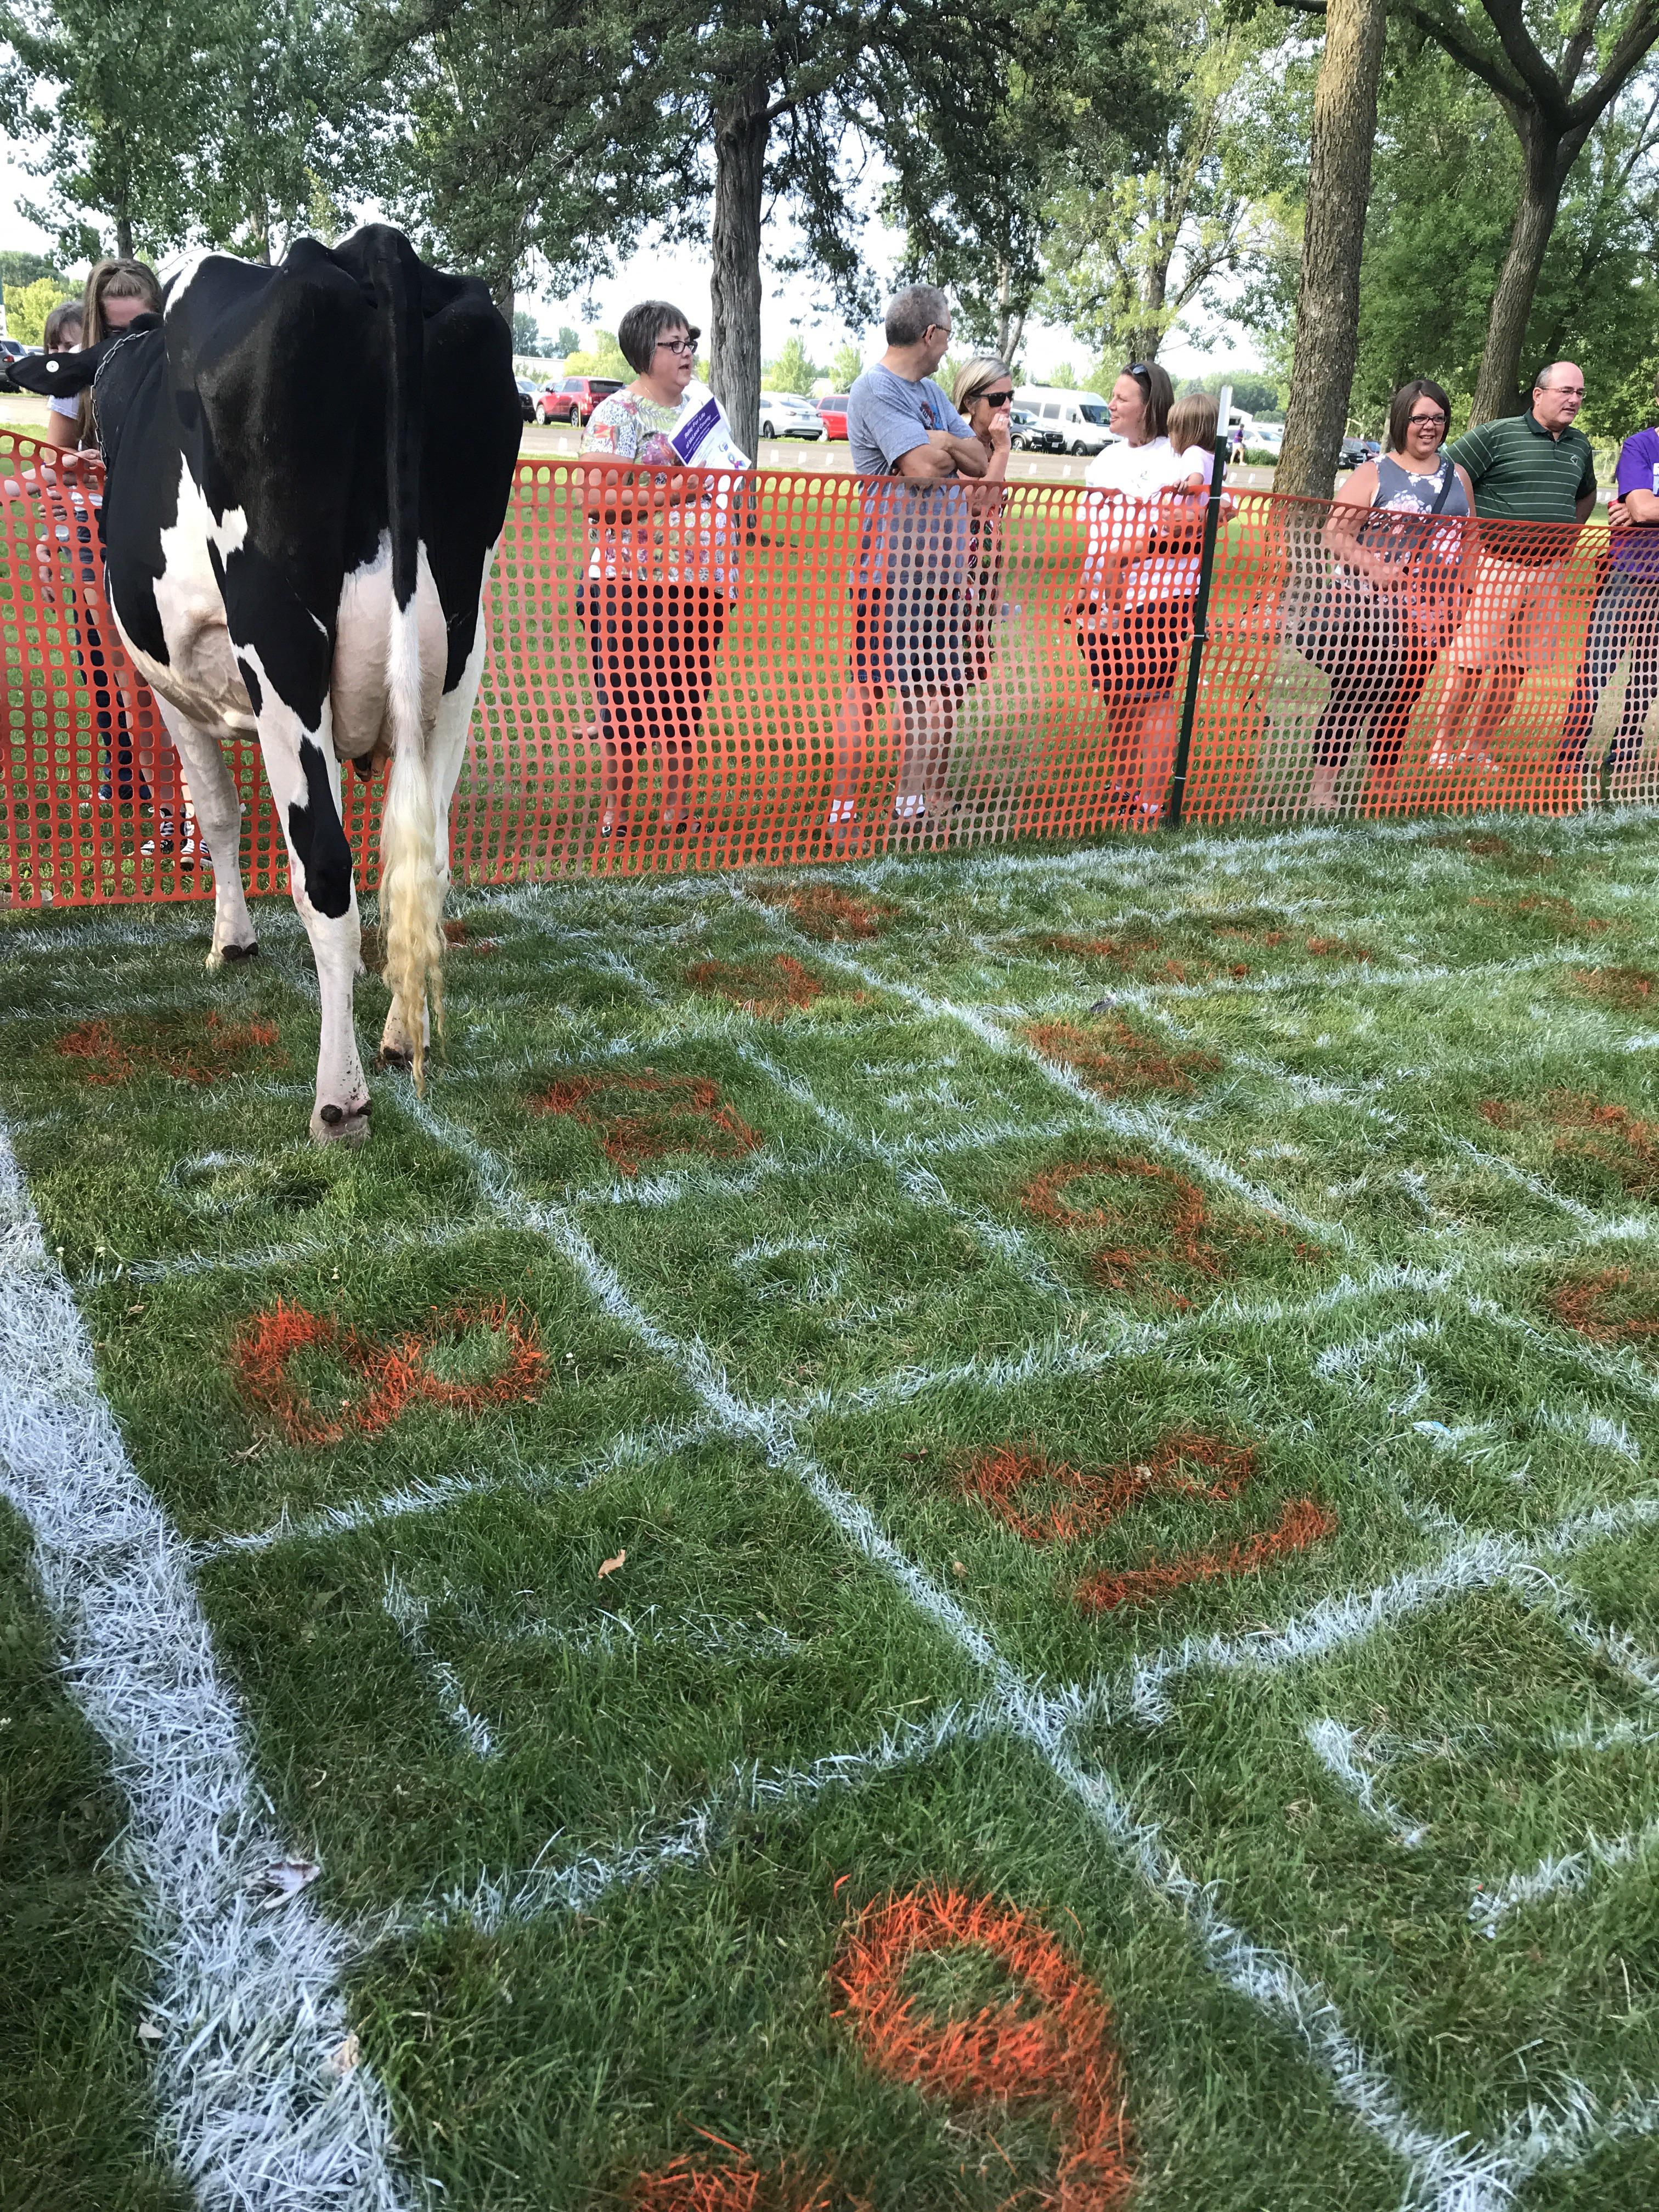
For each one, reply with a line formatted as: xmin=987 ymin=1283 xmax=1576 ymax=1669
xmin=1547 ymin=1266 xmax=1659 ymax=1344
xmin=1022 ymin=1016 xmax=1220 ymax=1098
xmin=1572 ymin=966 xmax=1658 ymax=1013
xmin=57 ymin=1010 xmax=282 ymax=1087
xmin=1437 ymin=832 xmax=1555 ymax=874
xmin=753 ymin=882 xmax=897 ymax=940
xmin=1470 ymin=894 xmax=1608 ymax=935
xmin=1039 ymin=933 xmax=1246 ymax=983
xmin=1483 ymin=1090 xmax=1659 ymax=1199
xmin=960 ymin=1431 xmax=1333 ymax=1614
xmin=230 ymin=1298 xmax=545 ymax=1446
xmin=529 ymin=1069 xmax=763 ymax=1175
xmin=1074 ymin=1496 xmax=1337 ymax=1612
xmin=1020 ymin=1156 xmax=1224 ymax=1303
xmin=686 ymin=955 xmax=826 ymax=1018
xmin=1305 ymin=936 xmax=1373 ymax=962
xmin=961 ymin=1432 xmax=1255 ymax=1544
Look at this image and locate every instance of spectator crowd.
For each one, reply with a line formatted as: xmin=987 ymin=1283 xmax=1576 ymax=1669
xmin=10 ymin=258 xmax=1657 ymax=842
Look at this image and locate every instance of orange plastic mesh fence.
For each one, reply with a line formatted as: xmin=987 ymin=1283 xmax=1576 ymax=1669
xmin=3 ymin=427 xmax=1650 ymax=907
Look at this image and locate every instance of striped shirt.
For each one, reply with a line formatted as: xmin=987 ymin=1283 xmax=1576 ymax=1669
xmin=1443 ymin=411 xmax=1596 ymax=525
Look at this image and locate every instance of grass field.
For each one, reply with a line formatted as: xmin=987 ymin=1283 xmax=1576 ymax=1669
xmin=5 ymin=809 xmax=1659 ymax=2211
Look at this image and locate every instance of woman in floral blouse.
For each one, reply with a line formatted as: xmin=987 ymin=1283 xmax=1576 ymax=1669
xmin=579 ymin=300 xmax=741 ymax=836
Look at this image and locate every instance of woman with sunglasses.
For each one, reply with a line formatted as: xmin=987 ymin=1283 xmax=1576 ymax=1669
xmin=1304 ymin=377 xmax=1473 ymax=810
xmin=579 ymin=300 xmax=747 ymax=836
xmin=1075 ymin=359 xmax=1201 ymax=819
xmin=951 ymin=357 xmax=1016 ymax=702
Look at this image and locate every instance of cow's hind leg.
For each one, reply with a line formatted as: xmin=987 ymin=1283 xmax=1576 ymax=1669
xmin=151 ymin=696 xmax=259 ymax=966
xmin=255 ymin=713 xmax=371 ymax=1144
xmin=379 ymin=610 xmax=484 ymax=1068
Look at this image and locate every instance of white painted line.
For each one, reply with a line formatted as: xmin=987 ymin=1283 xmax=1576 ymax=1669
xmin=1470 ymin=1815 xmax=1659 ymax=1934
xmin=193 ymin=1419 xmax=720 ymax=1562
xmin=393 ymin=1063 xmax=1540 ymax=2210
xmin=404 ymin=1698 xmax=995 ymax=1934
xmin=0 ymin=1127 xmax=411 ymax=2211
xmin=381 ymin=1569 xmax=496 ymax=1760
xmin=1305 ymin=1718 xmax=1428 ymax=1848
xmin=1091 ymin=1491 xmax=1659 ymax=1729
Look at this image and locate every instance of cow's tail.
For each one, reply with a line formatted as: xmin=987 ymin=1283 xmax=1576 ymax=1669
xmin=368 ymin=227 xmax=444 ymax=1090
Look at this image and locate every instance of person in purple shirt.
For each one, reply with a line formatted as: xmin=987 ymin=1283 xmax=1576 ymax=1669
xmin=1557 ymin=393 xmax=1659 ymax=784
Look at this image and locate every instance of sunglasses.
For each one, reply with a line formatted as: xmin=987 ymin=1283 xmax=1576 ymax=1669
xmin=1125 ymin=364 xmax=1153 ymax=385
xmin=974 ymin=388 xmax=1014 ymax=409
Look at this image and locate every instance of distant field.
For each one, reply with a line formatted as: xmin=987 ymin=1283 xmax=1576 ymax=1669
xmin=4 ymin=811 xmax=1659 ymax=2209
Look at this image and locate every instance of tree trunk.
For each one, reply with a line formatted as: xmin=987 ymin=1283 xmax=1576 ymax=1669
xmin=115 ymin=208 xmax=133 ymax=260
xmin=1275 ymin=0 xmax=1387 ymax=500
xmin=1470 ymin=116 xmax=1573 ymax=422
xmin=994 ymin=261 xmax=1025 ymax=368
xmin=710 ymin=75 xmax=770 ymax=460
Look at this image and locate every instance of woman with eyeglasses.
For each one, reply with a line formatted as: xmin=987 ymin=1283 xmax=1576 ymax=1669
xmin=950 ymin=357 xmax=1016 ymax=698
xmin=1075 ymin=359 xmax=1203 ymax=820
xmin=579 ymin=300 xmax=747 ymax=836
xmin=1302 ymin=377 xmax=1473 ymax=810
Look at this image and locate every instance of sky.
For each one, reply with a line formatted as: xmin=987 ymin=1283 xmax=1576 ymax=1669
xmin=2 ymin=149 xmax=1261 ymax=387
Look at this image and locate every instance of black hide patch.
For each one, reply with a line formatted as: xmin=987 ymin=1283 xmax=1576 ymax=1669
xmin=287 ymin=737 xmax=353 ymax=918
xmin=235 ymin=656 xmax=263 ymax=715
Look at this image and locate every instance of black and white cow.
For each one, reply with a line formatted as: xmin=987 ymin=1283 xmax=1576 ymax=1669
xmin=9 ymin=225 xmax=521 ymax=1142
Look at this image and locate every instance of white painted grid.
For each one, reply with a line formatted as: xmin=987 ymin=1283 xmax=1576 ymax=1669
xmin=9 ymin=825 xmax=1659 ymax=2210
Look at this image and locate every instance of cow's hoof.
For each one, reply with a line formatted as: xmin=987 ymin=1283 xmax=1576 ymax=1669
xmin=223 ymin=940 xmax=259 ymax=963
xmin=377 ymin=1044 xmax=415 ymax=1072
xmin=312 ymin=1098 xmax=371 ymax=1147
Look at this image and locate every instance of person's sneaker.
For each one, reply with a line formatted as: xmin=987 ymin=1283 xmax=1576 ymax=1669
xmin=141 ymin=810 xmax=201 ymax=865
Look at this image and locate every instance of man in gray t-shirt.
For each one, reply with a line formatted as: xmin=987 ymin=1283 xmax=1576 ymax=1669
xmin=827 ymin=284 xmax=991 ymax=845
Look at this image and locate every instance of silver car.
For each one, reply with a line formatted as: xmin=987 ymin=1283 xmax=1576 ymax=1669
xmin=758 ymin=392 xmax=826 ymax=440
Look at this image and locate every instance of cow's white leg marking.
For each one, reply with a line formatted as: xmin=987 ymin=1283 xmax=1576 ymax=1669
xmin=148 ymin=695 xmax=258 ymax=966
xmin=379 ymin=562 xmax=487 ymax=1070
xmin=251 ymin=697 xmax=370 ymax=1145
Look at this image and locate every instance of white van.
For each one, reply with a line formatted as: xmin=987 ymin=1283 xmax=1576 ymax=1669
xmin=1013 ymin=387 xmax=1118 ymax=455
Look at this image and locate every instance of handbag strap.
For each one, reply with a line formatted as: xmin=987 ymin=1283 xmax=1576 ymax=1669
xmin=1426 ymin=458 xmax=1456 ymax=516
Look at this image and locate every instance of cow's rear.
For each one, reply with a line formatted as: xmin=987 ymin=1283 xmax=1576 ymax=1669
xmin=51 ymin=227 xmax=521 ymax=1141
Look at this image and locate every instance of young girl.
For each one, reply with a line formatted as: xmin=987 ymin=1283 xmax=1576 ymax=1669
xmin=1166 ymin=391 xmax=1220 ymax=497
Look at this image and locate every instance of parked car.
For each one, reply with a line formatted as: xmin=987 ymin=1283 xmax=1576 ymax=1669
xmin=817 ymin=394 xmax=850 ymax=439
xmin=1013 ymin=387 xmax=1117 ymax=456
xmin=759 ymin=392 xmax=826 ymax=440
xmin=537 ymin=375 xmax=624 ymax=426
xmin=1338 ymin=435 xmax=1371 ymax=470
xmin=0 ymin=336 xmax=26 ymax=363
xmin=1009 ymin=407 xmax=1063 ymax=454
xmin=515 ymin=377 xmax=537 ymax=424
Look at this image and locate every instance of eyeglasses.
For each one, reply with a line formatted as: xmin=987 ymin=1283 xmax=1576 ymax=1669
xmin=974 ymin=388 xmax=1014 ymax=408
xmin=656 ymin=333 xmax=698 ymax=357
xmin=1407 ymin=411 xmax=1448 ymax=427
xmin=1125 ymin=364 xmax=1153 ymax=386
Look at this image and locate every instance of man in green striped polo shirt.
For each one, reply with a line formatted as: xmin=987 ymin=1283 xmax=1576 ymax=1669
xmin=1429 ymin=363 xmax=1596 ymax=772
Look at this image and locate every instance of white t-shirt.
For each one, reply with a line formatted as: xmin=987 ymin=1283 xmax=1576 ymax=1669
xmin=1081 ymin=435 xmax=1201 ymax=607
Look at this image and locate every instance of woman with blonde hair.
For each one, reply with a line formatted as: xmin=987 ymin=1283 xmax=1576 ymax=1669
xmin=950 ymin=356 xmax=1015 ymax=704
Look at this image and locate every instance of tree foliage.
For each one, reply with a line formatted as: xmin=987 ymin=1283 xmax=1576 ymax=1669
xmin=373 ymin=0 xmax=1158 ymax=452
xmin=1038 ymin=0 xmax=1279 ymax=365
xmin=0 ymin=0 xmax=371 ymax=261
xmin=1245 ymin=29 xmax=1659 ymax=437
xmin=761 ymin=335 xmax=821 ymax=394
xmin=2 ymin=274 xmax=75 ymax=343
